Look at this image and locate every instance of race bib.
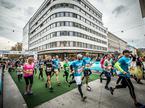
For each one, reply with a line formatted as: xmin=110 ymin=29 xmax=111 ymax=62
xmin=46 ymin=67 xmax=52 ymax=72
xmin=77 ymin=67 xmax=83 ymax=73
xmin=65 ymin=67 xmax=69 ymax=71
xmin=26 ymin=69 xmax=33 ymax=74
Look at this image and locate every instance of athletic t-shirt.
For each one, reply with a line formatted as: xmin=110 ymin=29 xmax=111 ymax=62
xmin=44 ymin=60 xmax=53 ymax=72
xmin=53 ymin=59 xmax=60 ymax=69
xmin=23 ymin=63 xmax=34 ymax=77
xmin=63 ymin=62 xmax=70 ymax=73
xmin=83 ymin=57 xmax=91 ymax=66
xmin=71 ymin=60 xmax=84 ymax=76
xmin=104 ymin=59 xmax=112 ymax=72
xmin=16 ymin=66 xmax=23 ymax=75
xmin=117 ymin=56 xmax=131 ymax=78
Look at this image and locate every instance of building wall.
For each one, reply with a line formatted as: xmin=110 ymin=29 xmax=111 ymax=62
xmin=22 ymin=22 xmax=29 ymax=51
xmin=24 ymin=0 xmax=108 ymax=54
xmin=108 ymin=32 xmax=127 ymax=53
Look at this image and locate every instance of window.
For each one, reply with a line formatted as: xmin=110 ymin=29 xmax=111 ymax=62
xmin=73 ymin=41 xmax=76 ymax=47
xmin=65 ymin=21 xmax=70 ymax=26
xmin=65 ymin=12 xmax=70 ymax=17
xmin=73 ymin=13 xmax=77 ymax=18
xmin=69 ymin=31 xmax=73 ymax=36
xmin=69 ymin=4 xmax=74 ymax=8
xmin=56 ymin=22 xmax=60 ymax=27
xmin=57 ymin=32 xmax=60 ymax=36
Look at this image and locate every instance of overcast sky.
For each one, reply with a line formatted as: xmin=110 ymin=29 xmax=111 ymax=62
xmin=0 ymin=0 xmax=145 ymax=50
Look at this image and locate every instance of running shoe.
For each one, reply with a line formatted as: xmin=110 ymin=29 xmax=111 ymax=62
xmin=105 ymin=86 xmax=109 ymax=90
xmin=82 ymin=96 xmax=87 ymax=101
xmin=57 ymin=82 xmax=61 ymax=86
xmin=100 ymin=77 xmax=102 ymax=83
xmin=87 ymin=86 xmax=92 ymax=91
xmin=29 ymin=91 xmax=33 ymax=95
xmin=140 ymin=105 xmax=145 ymax=108
xmin=24 ymin=92 xmax=28 ymax=95
xmin=45 ymin=83 xmax=47 ymax=88
xmin=49 ymin=87 xmax=53 ymax=92
xmin=135 ymin=102 xmax=144 ymax=108
xmin=110 ymin=87 xmax=114 ymax=95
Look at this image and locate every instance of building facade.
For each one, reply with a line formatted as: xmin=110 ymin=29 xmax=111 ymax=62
xmin=108 ymin=32 xmax=127 ymax=53
xmin=23 ymin=0 xmax=108 ymax=57
xmin=127 ymin=45 xmax=137 ymax=55
xmin=22 ymin=22 xmax=29 ymax=51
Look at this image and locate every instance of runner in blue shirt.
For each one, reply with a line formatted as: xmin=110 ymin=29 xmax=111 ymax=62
xmin=82 ymin=53 xmax=92 ymax=91
xmin=110 ymin=50 xmax=144 ymax=108
xmin=83 ymin=53 xmax=91 ymax=66
xmin=69 ymin=54 xmax=87 ymax=101
xmin=52 ymin=55 xmax=61 ymax=86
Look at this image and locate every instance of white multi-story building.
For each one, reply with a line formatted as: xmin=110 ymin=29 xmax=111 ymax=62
xmin=23 ymin=0 xmax=108 ymax=57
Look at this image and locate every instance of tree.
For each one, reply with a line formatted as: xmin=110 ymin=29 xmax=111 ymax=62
xmin=8 ymin=42 xmax=23 ymax=59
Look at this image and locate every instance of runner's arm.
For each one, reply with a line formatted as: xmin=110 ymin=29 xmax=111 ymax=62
xmin=114 ymin=62 xmax=125 ymax=74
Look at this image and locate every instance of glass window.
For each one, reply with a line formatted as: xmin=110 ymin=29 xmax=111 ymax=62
xmin=69 ymin=4 xmax=74 ymax=8
xmin=66 ymin=21 xmax=70 ymax=26
xmin=73 ymin=41 xmax=76 ymax=47
xmin=69 ymin=31 xmax=73 ymax=36
xmin=73 ymin=13 xmax=77 ymax=18
xmin=56 ymin=22 xmax=60 ymax=27
xmin=65 ymin=12 xmax=70 ymax=17
xmin=57 ymin=31 xmax=60 ymax=36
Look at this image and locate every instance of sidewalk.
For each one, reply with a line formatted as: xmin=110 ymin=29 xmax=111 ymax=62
xmin=3 ymin=71 xmax=27 ymax=108
xmin=36 ymin=78 xmax=145 ymax=108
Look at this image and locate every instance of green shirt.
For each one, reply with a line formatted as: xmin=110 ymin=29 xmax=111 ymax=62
xmin=63 ymin=62 xmax=70 ymax=73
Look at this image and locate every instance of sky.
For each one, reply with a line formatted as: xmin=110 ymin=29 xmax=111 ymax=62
xmin=0 ymin=0 xmax=145 ymax=50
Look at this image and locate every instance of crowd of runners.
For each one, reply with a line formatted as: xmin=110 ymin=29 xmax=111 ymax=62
xmin=0 ymin=50 xmax=145 ymax=108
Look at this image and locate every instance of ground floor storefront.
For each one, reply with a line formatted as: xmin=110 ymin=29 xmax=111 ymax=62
xmin=37 ymin=49 xmax=107 ymax=60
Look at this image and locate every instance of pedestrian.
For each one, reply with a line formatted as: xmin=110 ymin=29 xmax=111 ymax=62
xmin=110 ymin=50 xmax=144 ymax=107
xmin=44 ymin=55 xmax=54 ymax=92
xmin=16 ymin=64 xmax=23 ymax=82
xmin=134 ymin=57 xmax=144 ymax=84
xmin=38 ymin=59 xmax=44 ymax=80
xmin=63 ymin=58 xmax=70 ymax=83
xmin=52 ymin=55 xmax=61 ymax=86
xmin=23 ymin=57 xmax=35 ymax=95
xmin=69 ymin=54 xmax=87 ymax=101
xmin=100 ymin=55 xmax=107 ymax=83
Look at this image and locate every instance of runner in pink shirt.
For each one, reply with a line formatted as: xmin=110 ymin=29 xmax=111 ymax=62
xmin=23 ymin=57 xmax=34 ymax=95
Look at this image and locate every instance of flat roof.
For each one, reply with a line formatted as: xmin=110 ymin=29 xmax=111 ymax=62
xmin=108 ymin=31 xmax=127 ymax=43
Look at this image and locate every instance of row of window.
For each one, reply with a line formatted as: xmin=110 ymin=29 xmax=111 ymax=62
xmin=30 ymin=31 xmax=107 ymax=47
xmin=73 ymin=0 xmax=102 ymax=19
xmin=30 ymin=0 xmax=55 ymax=27
xmin=30 ymin=2 xmax=103 ymax=31
xmin=30 ymin=11 xmax=105 ymax=35
xmin=30 ymin=21 xmax=107 ymax=41
xmin=30 ymin=41 xmax=107 ymax=52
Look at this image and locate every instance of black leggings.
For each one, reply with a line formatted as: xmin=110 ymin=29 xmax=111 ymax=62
xmin=64 ymin=71 xmax=69 ymax=82
xmin=69 ymin=80 xmax=83 ymax=98
xmin=115 ymin=77 xmax=136 ymax=99
xmin=106 ymin=77 xmax=111 ymax=88
xmin=116 ymin=76 xmax=124 ymax=84
xmin=100 ymin=71 xmax=105 ymax=78
xmin=39 ymin=68 xmax=43 ymax=79
xmin=24 ymin=76 xmax=33 ymax=85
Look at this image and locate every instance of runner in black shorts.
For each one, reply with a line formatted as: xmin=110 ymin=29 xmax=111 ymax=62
xmin=44 ymin=55 xmax=53 ymax=91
